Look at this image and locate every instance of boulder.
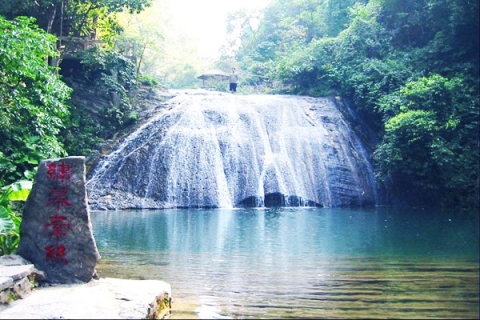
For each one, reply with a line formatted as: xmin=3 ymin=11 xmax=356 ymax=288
xmin=17 ymin=156 xmax=101 ymax=284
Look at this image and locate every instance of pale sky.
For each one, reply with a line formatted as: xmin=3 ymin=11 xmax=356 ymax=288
xmin=165 ymin=0 xmax=272 ymax=58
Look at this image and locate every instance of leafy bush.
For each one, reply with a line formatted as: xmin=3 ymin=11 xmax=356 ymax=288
xmin=374 ymin=75 xmax=479 ymax=208
xmin=61 ymin=47 xmax=142 ymax=156
xmin=61 ymin=107 xmax=105 ymax=157
xmin=0 ymin=181 xmax=31 ymax=256
xmin=79 ymin=47 xmax=138 ymax=130
xmin=0 ymin=16 xmax=72 ymax=186
xmin=138 ymin=74 xmax=160 ymax=86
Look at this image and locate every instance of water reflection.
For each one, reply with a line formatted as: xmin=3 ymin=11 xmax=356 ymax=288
xmin=91 ymin=207 xmax=479 ymax=319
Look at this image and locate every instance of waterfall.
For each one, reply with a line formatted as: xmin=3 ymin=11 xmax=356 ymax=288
xmin=86 ymin=90 xmax=377 ymax=209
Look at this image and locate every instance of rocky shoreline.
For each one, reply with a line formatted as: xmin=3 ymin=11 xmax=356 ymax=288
xmin=0 ymin=255 xmax=172 ymax=319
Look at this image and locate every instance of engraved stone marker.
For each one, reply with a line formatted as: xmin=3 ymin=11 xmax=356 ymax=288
xmin=17 ymin=156 xmax=101 ymax=284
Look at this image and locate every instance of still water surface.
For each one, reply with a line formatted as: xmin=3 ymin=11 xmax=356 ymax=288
xmin=91 ymin=207 xmax=479 ymax=319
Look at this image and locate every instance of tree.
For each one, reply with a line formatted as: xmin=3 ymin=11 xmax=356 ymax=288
xmin=0 ymin=0 xmax=152 ymax=64
xmin=0 ymin=16 xmax=71 ymax=186
xmin=224 ymin=0 xmax=368 ymax=93
xmin=0 ymin=0 xmax=152 ymax=36
xmin=114 ymin=0 xmax=211 ymax=89
xmin=374 ymin=75 xmax=479 ymax=208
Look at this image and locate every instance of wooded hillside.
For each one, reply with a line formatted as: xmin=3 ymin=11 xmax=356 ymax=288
xmin=225 ymin=0 xmax=479 ymax=208
xmin=0 ymin=0 xmax=478 ymax=209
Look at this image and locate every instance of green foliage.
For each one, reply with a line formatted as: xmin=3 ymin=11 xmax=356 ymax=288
xmin=61 ymin=106 xmax=105 ymax=156
xmin=0 ymin=181 xmax=31 ymax=256
xmin=321 ymin=2 xmax=403 ymax=113
xmin=0 ymin=0 xmax=152 ymax=39
xmin=138 ymin=74 xmax=160 ymax=87
xmin=80 ymin=48 xmax=137 ymax=90
xmin=79 ymin=47 xmax=138 ymax=130
xmin=0 ymin=15 xmax=72 ymax=186
xmin=59 ymin=46 xmax=142 ymax=157
xmin=59 ymin=46 xmax=141 ymax=157
xmin=375 ymin=109 xmax=438 ymax=177
xmin=226 ymin=0 xmax=368 ymax=92
xmin=374 ymin=75 xmax=479 ymax=208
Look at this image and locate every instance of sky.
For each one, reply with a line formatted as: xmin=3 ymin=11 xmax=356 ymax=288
xmin=165 ymin=0 xmax=272 ymax=58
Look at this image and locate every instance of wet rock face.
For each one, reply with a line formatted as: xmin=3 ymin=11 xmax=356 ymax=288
xmin=87 ymin=91 xmax=377 ymax=210
xmin=17 ymin=156 xmax=101 ymax=284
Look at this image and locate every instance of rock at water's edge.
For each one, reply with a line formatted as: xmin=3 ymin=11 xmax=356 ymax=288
xmin=0 ymin=278 xmax=172 ymax=319
xmin=17 ymin=156 xmax=100 ymax=284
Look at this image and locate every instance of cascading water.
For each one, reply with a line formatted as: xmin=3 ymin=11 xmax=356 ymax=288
xmin=86 ymin=90 xmax=377 ymax=209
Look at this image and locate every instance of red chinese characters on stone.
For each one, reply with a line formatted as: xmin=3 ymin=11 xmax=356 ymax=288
xmin=44 ymin=161 xmax=73 ymax=265
xmin=47 ymin=162 xmax=72 ymax=183
xmin=46 ymin=186 xmax=72 ymax=212
xmin=45 ymin=244 xmax=68 ymax=265
xmin=45 ymin=215 xmax=71 ymax=240
xmin=44 ymin=214 xmax=71 ymax=264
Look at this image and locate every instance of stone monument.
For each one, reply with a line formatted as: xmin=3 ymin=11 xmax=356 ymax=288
xmin=17 ymin=156 xmax=101 ymax=284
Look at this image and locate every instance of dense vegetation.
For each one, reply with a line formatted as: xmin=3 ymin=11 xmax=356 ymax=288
xmin=0 ymin=0 xmax=152 ymax=254
xmin=0 ymin=15 xmax=71 ymax=184
xmin=224 ymin=0 xmax=479 ymax=208
xmin=0 ymin=0 xmax=478 ymax=251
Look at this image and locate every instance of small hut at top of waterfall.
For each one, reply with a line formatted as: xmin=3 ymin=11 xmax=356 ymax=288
xmin=197 ymin=69 xmax=229 ymax=89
